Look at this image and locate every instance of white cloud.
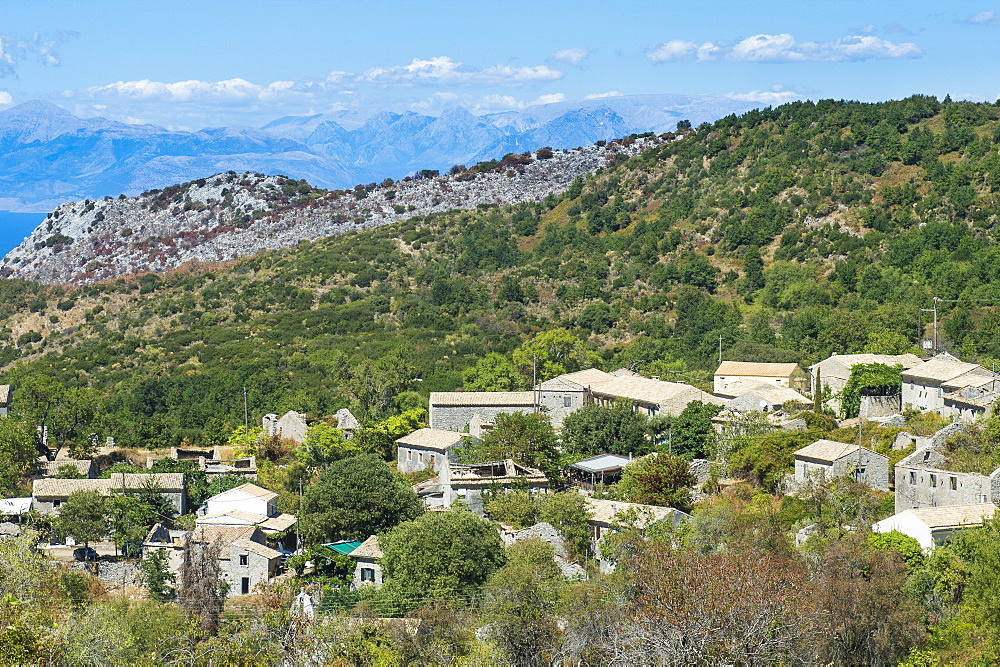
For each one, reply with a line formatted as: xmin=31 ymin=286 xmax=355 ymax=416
xmin=646 ymin=40 xmax=700 ymax=62
xmin=647 ymin=32 xmax=921 ymax=64
xmin=474 ymin=92 xmax=566 ymax=112
xmin=585 ymin=90 xmax=622 ymax=99
xmin=854 ymin=24 xmax=877 ymax=34
xmin=0 ymin=30 xmax=76 ymax=78
xmin=966 ymin=10 xmax=1000 ymax=24
xmin=358 ymin=56 xmax=562 ymax=86
xmin=82 ymin=78 xmax=298 ymax=102
xmin=550 ymin=47 xmax=590 ymax=65
xmin=726 ymin=88 xmax=805 ymax=105
xmin=0 ymin=91 xmax=12 ymax=106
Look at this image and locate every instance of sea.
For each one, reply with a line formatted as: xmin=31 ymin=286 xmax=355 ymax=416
xmin=0 ymin=211 xmax=46 ymax=256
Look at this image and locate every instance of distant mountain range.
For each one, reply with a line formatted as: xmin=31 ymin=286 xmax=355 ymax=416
xmin=0 ymin=94 xmax=759 ymax=211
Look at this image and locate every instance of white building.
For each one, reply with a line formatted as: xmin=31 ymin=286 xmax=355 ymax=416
xmin=872 ymin=504 xmax=996 ymax=550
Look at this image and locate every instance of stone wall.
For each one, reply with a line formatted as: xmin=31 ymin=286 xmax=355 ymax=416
xmin=894 ymin=447 xmax=995 ymax=513
xmin=859 ymin=395 xmax=900 ymax=419
xmin=428 ymin=404 xmax=533 ymax=432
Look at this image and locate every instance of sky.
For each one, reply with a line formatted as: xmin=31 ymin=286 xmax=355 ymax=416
xmin=1 ymin=0 xmax=999 ymax=130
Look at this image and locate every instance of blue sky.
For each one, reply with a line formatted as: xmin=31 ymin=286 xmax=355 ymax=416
xmin=1 ymin=0 xmax=999 ymax=129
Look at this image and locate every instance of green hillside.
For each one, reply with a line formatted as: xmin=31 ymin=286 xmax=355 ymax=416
xmin=3 ymin=94 xmax=1000 ymax=450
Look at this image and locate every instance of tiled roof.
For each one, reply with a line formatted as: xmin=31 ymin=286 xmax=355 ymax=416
xmin=810 ymin=354 xmax=923 ymax=380
xmin=39 ymin=459 xmax=93 ymax=477
xmin=192 ymin=525 xmax=257 ymax=545
xmin=729 ymin=386 xmax=810 ymax=407
xmin=395 ymin=428 xmax=465 ymax=451
xmin=908 ymin=504 xmax=997 ymax=529
xmin=429 ymin=391 xmax=536 ymax=407
xmin=197 ymin=510 xmax=263 ymax=525
xmin=228 ymin=483 xmax=278 ymax=501
xmin=33 ymin=472 xmax=184 ymax=497
xmin=258 ymin=513 xmax=297 ymax=532
xmin=109 ymin=472 xmax=185 ymax=490
xmin=584 ymin=497 xmax=687 ymax=527
xmin=715 ymin=361 xmax=801 ymax=378
xmin=350 ymin=534 xmax=383 ymax=559
xmin=591 ymin=376 xmax=725 ymax=415
xmin=234 ymin=537 xmax=281 ymax=559
xmin=902 ymin=358 xmax=991 ymax=383
xmin=556 ymin=368 xmax=618 ymax=389
xmin=794 ymin=439 xmax=862 ymax=462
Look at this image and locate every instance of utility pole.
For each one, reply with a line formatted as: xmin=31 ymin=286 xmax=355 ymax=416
xmin=532 ymin=354 xmax=539 ymax=415
xmin=243 ymin=387 xmax=249 ymax=431
xmin=718 ymin=335 xmax=723 ymax=365
xmin=933 ymin=297 xmax=939 ymax=354
xmin=920 ymin=302 xmax=938 ymax=356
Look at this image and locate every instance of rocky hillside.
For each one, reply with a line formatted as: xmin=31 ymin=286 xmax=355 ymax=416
xmin=0 ymin=136 xmax=659 ymax=285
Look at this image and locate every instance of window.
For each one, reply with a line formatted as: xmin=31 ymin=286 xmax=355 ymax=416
xmin=564 ymin=396 xmax=572 ymax=407
xmin=361 ymin=567 xmax=376 ymax=582
xmin=930 ymin=474 xmax=937 ymax=488
xmin=909 ymin=471 xmax=917 ymax=484
xmin=239 ymin=554 xmax=248 ymax=566
xmin=53 ymin=500 xmax=62 ymax=508
xmin=430 ymin=455 xmax=436 ymax=466
xmin=418 ymin=452 xmax=424 ymax=464
xmin=950 ymin=477 xmax=958 ymax=491
xmin=407 ymin=450 xmax=412 ymax=461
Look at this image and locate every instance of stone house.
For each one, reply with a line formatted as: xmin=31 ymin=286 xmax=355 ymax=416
xmin=893 ymin=446 xmax=1000 ymax=514
xmin=32 ymin=472 xmax=186 ymax=515
xmin=144 ymin=523 xmax=282 ymax=595
xmin=534 ymin=376 xmax=589 ymax=428
xmin=584 ymin=497 xmax=689 ymax=572
xmin=396 ymin=428 xmax=464 ymax=474
xmin=792 ymin=440 xmax=889 ymax=491
xmin=726 ymin=386 xmax=811 ymax=414
xmin=873 ymin=504 xmax=997 ymax=551
xmin=37 ymin=459 xmax=96 ymax=479
xmin=944 ymin=377 xmax=1000 ymax=423
xmin=350 ymin=534 xmax=384 ymax=589
xmin=0 ymin=384 xmax=10 ymax=417
xmin=583 ymin=373 xmax=725 ymax=418
xmin=262 ymin=410 xmax=310 ymax=445
xmin=333 ymin=408 xmax=360 ymax=439
xmin=148 ymin=447 xmax=258 ymax=479
xmin=713 ymin=361 xmax=809 ymax=395
xmin=438 ymin=459 xmax=548 ymax=515
xmin=809 ymin=353 xmax=923 ymax=413
xmin=428 ymin=391 xmax=537 ymax=432
xmin=901 ymin=354 xmax=994 ymax=415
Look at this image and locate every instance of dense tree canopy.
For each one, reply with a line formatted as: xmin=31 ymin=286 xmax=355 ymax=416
xmin=299 ymin=453 xmax=423 ymax=544
xmin=379 ymin=508 xmax=506 ymax=597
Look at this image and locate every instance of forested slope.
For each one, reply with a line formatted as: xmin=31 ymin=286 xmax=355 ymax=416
xmin=2 ymin=94 xmax=1000 ymax=450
